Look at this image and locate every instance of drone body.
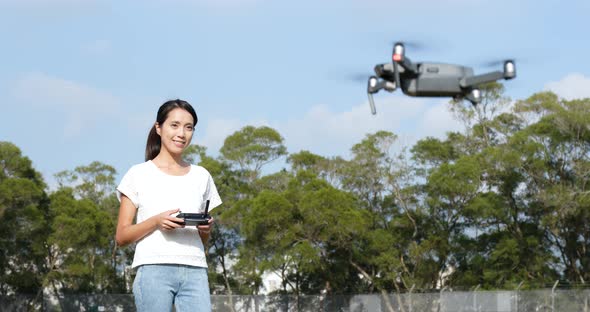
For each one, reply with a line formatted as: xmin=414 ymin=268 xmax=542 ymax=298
xmin=367 ymin=43 xmax=516 ymax=114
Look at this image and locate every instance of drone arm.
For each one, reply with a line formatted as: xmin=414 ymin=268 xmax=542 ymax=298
xmin=459 ymin=71 xmax=505 ymax=88
xmin=392 ymin=43 xmax=418 ymax=75
xmin=393 ymin=62 xmax=401 ymax=88
xmin=396 ymin=56 xmax=418 ymax=75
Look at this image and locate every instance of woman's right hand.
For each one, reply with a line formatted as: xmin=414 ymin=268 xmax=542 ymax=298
xmin=155 ymin=209 xmax=185 ymax=231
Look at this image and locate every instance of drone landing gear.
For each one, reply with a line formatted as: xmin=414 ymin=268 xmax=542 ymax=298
xmin=367 ymin=76 xmax=396 ymax=115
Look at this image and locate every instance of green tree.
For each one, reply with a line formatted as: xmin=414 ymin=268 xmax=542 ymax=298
xmin=511 ymin=92 xmax=590 ymax=284
xmin=193 ymin=146 xmax=248 ymax=302
xmin=51 ymin=161 xmax=124 ymax=294
xmin=448 ymin=82 xmax=512 ymax=148
xmin=0 ymin=142 xmax=50 ymax=307
xmin=46 ymin=188 xmax=117 ymax=294
xmin=238 ymin=170 xmax=369 ymax=302
xmin=220 ymin=125 xmax=287 ymax=182
xmin=415 ymin=89 xmax=563 ymax=289
xmin=287 ymin=150 xmax=348 ymax=189
xmin=215 ymin=126 xmax=288 ymax=295
xmin=54 ymin=161 xmax=118 ymax=216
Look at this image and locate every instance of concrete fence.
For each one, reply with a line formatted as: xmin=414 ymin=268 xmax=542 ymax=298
xmin=2 ymin=288 xmax=590 ymax=312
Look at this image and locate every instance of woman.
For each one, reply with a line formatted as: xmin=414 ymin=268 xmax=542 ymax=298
xmin=115 ymin=99 xmax=221 ymax=312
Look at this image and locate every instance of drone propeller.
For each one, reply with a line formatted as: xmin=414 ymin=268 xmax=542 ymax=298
xmin=390 ymin=40 xmax=428 ymax=52
xmin=347 ymin=73 xmax=371 ymax=83
xmin=481 ymin=58 xmax=518 ymax=68
xmin=481 ymin=60 xmax=504 ymax=68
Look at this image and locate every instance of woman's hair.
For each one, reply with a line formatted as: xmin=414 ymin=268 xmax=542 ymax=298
xmin=145 ymin=99 xmax=198 ymax=161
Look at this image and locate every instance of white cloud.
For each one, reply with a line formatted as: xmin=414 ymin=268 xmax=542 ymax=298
xmin=276 ymin=97 xmax=461 ymax=158
xmin=416 ymin=100 xmax=463 ymax=138
xmin=13 ymin=72 xmax=119 ymax=112
xmin=544 ymin=73 xmax=590 ymax=100
xmin=195 ymin=117 xmax=269 ymax=155
xmin=12 ymin=72 xmax=120 ymax=137
xmin=199 ymin=96 xmax=462 ymax=160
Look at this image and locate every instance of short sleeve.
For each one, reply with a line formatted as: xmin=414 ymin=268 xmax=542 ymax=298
xmin=203 ymin=172 xmax=222 ymax=211
xmin=117 ymin=167 xmax=139 ymax=208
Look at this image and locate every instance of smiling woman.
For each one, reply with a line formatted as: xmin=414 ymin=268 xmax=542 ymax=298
xmin=144 ymin=99 xmax=198 ymax=162
xmin=115 ymin=99 xmax=222 ymax=312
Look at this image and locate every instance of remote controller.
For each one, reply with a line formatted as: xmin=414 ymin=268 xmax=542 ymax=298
xmin=176 ymin=200 xmax=211 ymax=226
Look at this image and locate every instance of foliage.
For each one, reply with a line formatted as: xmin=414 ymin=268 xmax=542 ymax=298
xmin=0 ymin=142 xmax=49 ymax=302
xmin=220 ymin=125 xmax=287 ymax=181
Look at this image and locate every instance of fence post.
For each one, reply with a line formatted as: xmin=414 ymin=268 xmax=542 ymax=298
xmin=437 ymin=286 xmax=448 ymax=312
xmin=472 ymin=284 xmax=480 ymax=312
xmin=551 ymin=280 xmax=559 ymax=312
xmin=515 ymin=281 xmax=524 ymax=312
xmin=408 ymin=284 xmax=415 ymax=312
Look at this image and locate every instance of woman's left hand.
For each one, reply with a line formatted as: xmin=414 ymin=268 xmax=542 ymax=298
xmin=197 ymin=217 xmax=214 ymax=235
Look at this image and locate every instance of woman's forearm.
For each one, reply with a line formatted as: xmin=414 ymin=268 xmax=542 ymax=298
xmin=116 ymin=217 xmax=158 ymax=246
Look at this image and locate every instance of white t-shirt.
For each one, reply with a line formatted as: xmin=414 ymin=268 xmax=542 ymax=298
xmin=116 ymin=160 xmax=222 ymax=268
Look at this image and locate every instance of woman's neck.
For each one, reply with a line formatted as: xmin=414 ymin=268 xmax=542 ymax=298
xmin=152 ymin=152 xmax=187 ymax=168
xmin=152 ymin=154 xmax=190 ymax=176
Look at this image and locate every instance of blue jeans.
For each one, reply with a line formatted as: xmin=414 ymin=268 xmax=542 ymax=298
xmin=133 ymin=264 xmax=211 ymax=312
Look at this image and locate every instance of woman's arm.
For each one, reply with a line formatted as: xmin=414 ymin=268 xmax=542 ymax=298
xmin=115 ymin=194 xmax=184 ymax=246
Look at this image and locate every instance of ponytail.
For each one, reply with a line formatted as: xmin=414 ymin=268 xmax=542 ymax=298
xmin=145 ymin=125 xmax=161 ymax=161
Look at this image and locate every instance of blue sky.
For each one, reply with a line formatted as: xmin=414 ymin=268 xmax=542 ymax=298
xmin=1 ymin=0 xmax=590 ymax=188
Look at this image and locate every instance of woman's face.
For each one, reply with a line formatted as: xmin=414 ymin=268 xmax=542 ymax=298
xmin=156 ymin=108 xmax=195 ymax=156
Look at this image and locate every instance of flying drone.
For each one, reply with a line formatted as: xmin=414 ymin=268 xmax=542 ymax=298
xmin=366 ymin=42 xmax=516 ymax=114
